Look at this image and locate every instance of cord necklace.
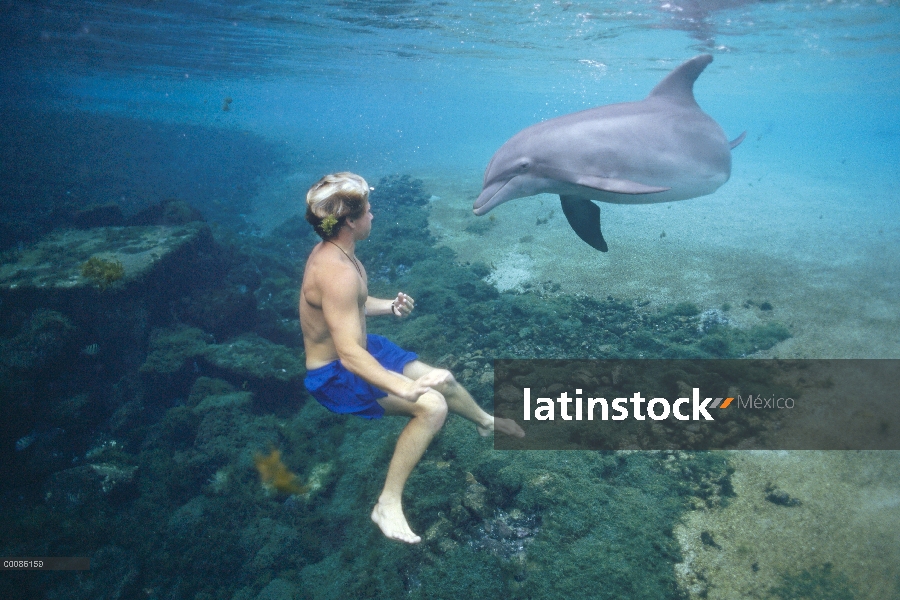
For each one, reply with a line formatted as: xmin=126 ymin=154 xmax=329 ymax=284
xmin=327 ymin=240 xmax=363 ymax=279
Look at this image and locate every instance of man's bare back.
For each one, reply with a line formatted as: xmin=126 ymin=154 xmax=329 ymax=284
xmin=299 ymin=241 xmax=369 ymax=370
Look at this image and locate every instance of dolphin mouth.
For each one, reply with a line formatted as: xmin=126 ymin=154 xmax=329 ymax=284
xmin=473 ymin=179 xmax=512 ymax=215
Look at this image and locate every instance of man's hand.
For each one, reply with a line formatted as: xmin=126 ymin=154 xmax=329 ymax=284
xmin=391 ymin=292 xmax=415 ymax=317
xmin=396 ymin=368 xmax=452 ymax=402
xmin=415 ymin=368 xmax=452 ymax=389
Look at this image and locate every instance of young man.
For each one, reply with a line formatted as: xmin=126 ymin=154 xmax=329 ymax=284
xmin=299 ymin=172 xmax=524 ymax=544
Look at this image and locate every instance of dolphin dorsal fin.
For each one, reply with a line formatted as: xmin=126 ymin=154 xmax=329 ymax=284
xmin=647 ymin=54 xmax=714 ymax=107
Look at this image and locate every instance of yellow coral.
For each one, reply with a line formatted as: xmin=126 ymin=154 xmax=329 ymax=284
xmin=80 ymin=256 xmax=125 ymax=290
xmin=254 ymin=448 xmax=308 ymax=495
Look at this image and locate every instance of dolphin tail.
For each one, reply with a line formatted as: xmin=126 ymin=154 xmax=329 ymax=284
xmin=729 ymin=131 xmax=747 ymax=149
xmin=560 ymin=196 xmax=608 ymax=252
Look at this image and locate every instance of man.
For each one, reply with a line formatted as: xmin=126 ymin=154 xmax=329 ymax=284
xmin=299 ymin=172 xmax=524 ymax=544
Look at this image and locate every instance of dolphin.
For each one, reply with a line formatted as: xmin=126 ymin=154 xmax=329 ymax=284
xmin=473 ymin=54 xmax=745 ymax=252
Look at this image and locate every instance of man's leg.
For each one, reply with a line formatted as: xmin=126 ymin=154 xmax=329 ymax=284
xmin=372 ymin=389 xmax=447 ymax=544
xmin=402 ymin=361 xmax=525 ymax=438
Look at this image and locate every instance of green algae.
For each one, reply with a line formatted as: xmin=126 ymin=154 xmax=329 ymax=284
xmin=192 ymin=390 xmax=253 ymax=414
xmin=80 ymin=256 xmax=125 ymax=290
xmin=288 ymin=411 xmax=732 ymax=599
xmin=141 ymin=327 xmax=303 ymax=383
xmin=202 ymin=333 xmax=304 ymax=382
xmin=187 ymin=376 xmax=237 ymax=407
xmin=141 ymin=325 xmax=213 ymax=374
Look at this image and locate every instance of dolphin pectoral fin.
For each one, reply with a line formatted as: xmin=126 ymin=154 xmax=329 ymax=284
xmin=575 ymin=175 xmax=670 ymax=195
xmin=729 ymin=131 xmax=747 ymax=149
xmin=560 ymin=196 xmax=608 ymax=252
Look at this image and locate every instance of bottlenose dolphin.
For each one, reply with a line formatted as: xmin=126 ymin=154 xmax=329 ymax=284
xmin=473 ymin=54 xmax=745 ymax=251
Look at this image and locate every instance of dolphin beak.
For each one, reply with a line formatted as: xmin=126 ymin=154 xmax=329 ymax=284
xmin=473 ymin=180 xmax=510 ymax=215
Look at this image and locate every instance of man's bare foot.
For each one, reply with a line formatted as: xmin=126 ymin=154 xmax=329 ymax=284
xmin=476 ymin=416 xmax=526 ymax=438
xmin=494 ymin=417 xmax=525 ymax=438
xmin=371 ymin=500 xmax=421 ymax=544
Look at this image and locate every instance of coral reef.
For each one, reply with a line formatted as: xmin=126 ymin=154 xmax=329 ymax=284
xmin=0 ymin=174 xmax=802 ymax=600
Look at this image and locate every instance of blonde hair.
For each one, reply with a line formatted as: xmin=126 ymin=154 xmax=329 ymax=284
xmin=305 ymin=172 xmax=370 ymax=239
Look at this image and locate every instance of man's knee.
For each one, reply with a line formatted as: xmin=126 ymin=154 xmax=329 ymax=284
xmin=417 ymin=390 xmax=448 ymax=429
xmin=431 ymin=369 xmax=459 ymax=395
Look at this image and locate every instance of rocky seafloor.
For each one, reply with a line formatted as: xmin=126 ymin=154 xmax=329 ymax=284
xmin=0 ymin=176 xmax=865 ymax=600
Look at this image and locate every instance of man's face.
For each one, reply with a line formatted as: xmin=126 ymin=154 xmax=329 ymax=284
xmin=353 ymin=201 xmax=374 ymax=240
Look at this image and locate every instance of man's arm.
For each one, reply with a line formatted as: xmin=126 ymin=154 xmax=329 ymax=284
xmin=322 ymin=273 xmax=429 ymax=401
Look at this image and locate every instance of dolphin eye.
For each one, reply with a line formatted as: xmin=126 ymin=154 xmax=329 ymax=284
xmin=518 ymin=161 xmax=529 ymax=171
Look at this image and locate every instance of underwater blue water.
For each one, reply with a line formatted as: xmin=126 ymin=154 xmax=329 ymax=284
xmin=5 ymin=1 xmax=896 ymax=288
xmin=67 ymin=2 xmax=895 ymax=349
xmin=5 ymin=0 xmax=899 ymax=185
xmin=2 ymin=2 xmax=900 ymax=598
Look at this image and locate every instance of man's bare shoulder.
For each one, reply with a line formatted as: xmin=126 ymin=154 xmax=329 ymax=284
xmin=305 ymin=246 xmax=361 ymax=294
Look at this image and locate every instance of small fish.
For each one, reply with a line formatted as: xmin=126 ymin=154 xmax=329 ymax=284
xmin=14 ymin=428 xmax=63 ymax=451
xmin=254 ymin=448 xmax=308 ymax=495
xmin=81 ymin=343 xmax=100 ymax=356
xmin=15 ymin=433 xmax=37 ymax=452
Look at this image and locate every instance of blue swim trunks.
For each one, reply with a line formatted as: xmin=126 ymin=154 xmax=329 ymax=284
xmin=304 ymin=334 xmax=418 ymax=419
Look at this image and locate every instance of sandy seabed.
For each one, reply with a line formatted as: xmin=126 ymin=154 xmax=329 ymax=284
xmin=673 ymin=451 xmax=900 ymax=600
